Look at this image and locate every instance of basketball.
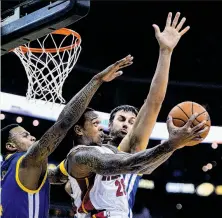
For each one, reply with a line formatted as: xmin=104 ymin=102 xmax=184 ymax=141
xmin=168 ymin=101 xmax=211 ymax=146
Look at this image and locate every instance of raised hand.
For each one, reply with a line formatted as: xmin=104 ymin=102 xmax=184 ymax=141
xmin=94 ymin=55 xmax=133 ymax=82
xmin=153 ymin=12 xmax=190 ymax=51
xmin=167 ymin=113 xmax=209 ymax=149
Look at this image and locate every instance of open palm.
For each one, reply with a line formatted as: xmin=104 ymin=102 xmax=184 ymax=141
xmin=95 ymin=55 xmax=133 ymax=82
xmin=153 ymin=12 xmax=190 ymax=51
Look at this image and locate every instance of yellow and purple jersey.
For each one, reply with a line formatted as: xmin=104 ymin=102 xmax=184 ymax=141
xmin=1 ymin=152 xmax=50 ymax=218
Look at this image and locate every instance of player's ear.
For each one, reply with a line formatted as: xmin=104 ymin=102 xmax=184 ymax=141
xmin=6 ymin=142 xmax=17 ymax=152
xmin=108 ymin=121 xmax=113 ymax=131
xmin=73 ymin=125 xmax=83 ymax=136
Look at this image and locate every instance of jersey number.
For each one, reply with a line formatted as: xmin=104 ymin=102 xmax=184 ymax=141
xmin=115 ymin=178 xmax=126 ymax=197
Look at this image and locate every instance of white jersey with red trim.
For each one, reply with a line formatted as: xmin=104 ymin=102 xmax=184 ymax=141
xmin=68 ymin=145 xmax=129 ymax=217
xmin=89 ymin=146 xmax=128 ymax=216
xmin=68 ymin=175 xmax=91 ymax=218
xmin=69 ymin=175 xmax=82 ymax=209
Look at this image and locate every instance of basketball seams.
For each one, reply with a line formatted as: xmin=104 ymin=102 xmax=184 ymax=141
xmin=176 ymin=105 xmax=190 ymax=119
xmin=192 ymin=102 xmax=210 ymax=125
xmin=172 ymin=118 xmax=187 ymax=124
xmin=195 ymin=111 xmax=210 ymax=125
xmin=172 ymin=118 xmax=187 ymax=128
xmin=170 ymin=102 xmax=211 ymax=146
xmin=191 ymin=102 xmax=195 ymax=127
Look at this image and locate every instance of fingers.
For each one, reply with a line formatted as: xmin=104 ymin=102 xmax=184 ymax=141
xmin=152 ymin=24 xmax=160 ymax=36
xmin=114 ymin=55 xmax=134 ymax=69
xmin=191 ymin=120 xmax=206 ymax=133
xmin=192 ymin=137 xmax=204 ymax=141
xmin=114 ymin=71 xmax=123 ymax=77
xmin=176 ymin=17 xmax=186 ymax=31
xmin=190 ymin=126 xmax=208 ymax=143
xmin=193 ymin=126 xmax=209 ymax=136
xmin=118 ymin=61 xmax=133 ymax=69
xmin=166 ymin=12 xmax=190 ymax=36
xmin=184 ymin=113 xmax=198 ymax=128
xmin=166 ymin=116 xmax=176 ymax=132
xmin=172 ymin=12 xmax=180 ymax=28
xmin=166 ymin=12 xmax=172 ymax=27
xmin=180 ymin=26 xmax=190 ymax=36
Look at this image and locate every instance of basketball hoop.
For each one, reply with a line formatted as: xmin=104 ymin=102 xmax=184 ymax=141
xmin=13 ymin=28 xmax=82 ymax=104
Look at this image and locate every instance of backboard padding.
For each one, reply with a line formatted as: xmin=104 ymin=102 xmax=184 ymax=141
xmin=1 ymin=0 xmax=90 ymax=56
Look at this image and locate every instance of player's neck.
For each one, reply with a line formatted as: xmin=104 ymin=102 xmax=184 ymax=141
xmin=75 ymin=137 xmax=91 ymax=146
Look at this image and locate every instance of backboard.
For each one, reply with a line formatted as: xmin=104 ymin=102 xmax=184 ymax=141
xmin=1 ymin=0 xmax=90 ymax=55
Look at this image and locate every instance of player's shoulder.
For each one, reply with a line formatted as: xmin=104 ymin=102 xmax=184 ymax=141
xmin=102 ymin=144 xmax=119 ymax=154
xmin=67 ymin=145 xmax=101 ymax=159
xmin=66 ymin=145 xmax=86 ymax=159
xmin=3 ymin=152 xmax=24 ymax=163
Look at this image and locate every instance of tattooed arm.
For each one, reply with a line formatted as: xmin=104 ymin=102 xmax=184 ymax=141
xmin=21 ymin=78 xmax=102 ymax=168
xmin=18 ymin=76 xmax=103 ymax=189
xmin=48 ymin=166 xmax=68 ymax=185
xmin=68 ymin=115 xmax=207 ymax=178
xmin=68 ymin=142 xmax=174 ymax=177
xmin=17 ymin=55 xmax=133 ymax=189
xmin=138 ymin=152 xmax=173 ymax=174
xmin=119 ymin=12 xmax=190 ymax=153
xmin=21 ymin=55 xmax=133 ymax=166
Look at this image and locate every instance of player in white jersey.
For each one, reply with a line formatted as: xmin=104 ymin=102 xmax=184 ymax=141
xmin=52 ymin=12 xmax=209 ymax=218
xmin=59 ymin=108 xmax=207 ymax=218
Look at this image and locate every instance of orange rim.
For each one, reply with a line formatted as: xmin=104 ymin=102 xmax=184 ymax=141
xmin=17 ymin=28 xmax=81 ymax=54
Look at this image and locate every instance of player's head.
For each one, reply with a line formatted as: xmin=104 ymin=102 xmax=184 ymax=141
xmin=72 ymin=108 xmax=104 ymax=146
xmin=109 ymin=105 xmax=138 ymax=144
xmin=1 ymin=124 xmax=36 ymax=154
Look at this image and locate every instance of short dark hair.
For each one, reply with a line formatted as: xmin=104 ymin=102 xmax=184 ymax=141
xmin=71 ymin=107 xmax=95 ymax=145
xmin=109 ymin=105 xmax=138 ymax=125
xmin=75 ymin=107 xmax=95 ymax=127
xmin=1 ymin=124 xmax=19 ymax=154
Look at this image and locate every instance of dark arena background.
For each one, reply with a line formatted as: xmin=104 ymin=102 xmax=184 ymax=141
xmin=1 ymin=1 xmax=222 ymax=218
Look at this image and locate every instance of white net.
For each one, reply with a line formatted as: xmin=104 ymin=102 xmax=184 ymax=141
xmin=13 ymin=28 xmax=81 ymax=104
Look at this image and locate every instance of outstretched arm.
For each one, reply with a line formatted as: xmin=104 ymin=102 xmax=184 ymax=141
xmin=69 ymin=141 xmax=174 ymax=177
xmin=22 ymin=55 xmax=133 ymax=166
xmin=69 ymin=115 xmax=207 ymax=177
xmin=119 ymin=12 xmax=190 ymax=153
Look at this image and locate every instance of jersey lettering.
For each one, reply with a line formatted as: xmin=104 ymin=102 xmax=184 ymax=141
xmin=115 ymin=178 xmax=126 ymax=197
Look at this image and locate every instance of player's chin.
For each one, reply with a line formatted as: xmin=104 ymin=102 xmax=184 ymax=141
xmin=26 ymin=142 xmax=35 ymax=149
xmin=118 ymin=131 xmax=127 ymax=138
xmin=96 ymin=136 xmax=103 ymax=145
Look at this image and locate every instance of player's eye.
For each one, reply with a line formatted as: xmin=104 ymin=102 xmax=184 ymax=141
xmin=118 ymin=116 xmax=125 ymax=122
xmin=23 ymin=133 xmax=29 ymax=137
xmin=93 ymin=121 xmax=100 ymax=126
